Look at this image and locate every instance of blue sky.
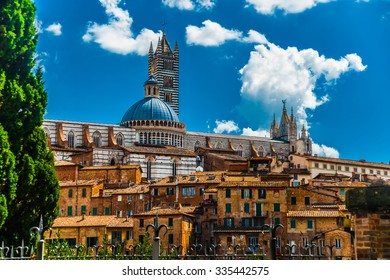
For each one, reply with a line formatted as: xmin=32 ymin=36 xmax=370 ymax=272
xmin=35 ymin=0 xmax=390 ymax=163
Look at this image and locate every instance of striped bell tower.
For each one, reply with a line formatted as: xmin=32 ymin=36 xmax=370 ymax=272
xmin=148 ymin=33 xmax=180 ymax=117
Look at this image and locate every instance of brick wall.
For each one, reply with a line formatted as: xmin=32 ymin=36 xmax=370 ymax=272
xmin=354 ymin=213 xmax=390 ymax=259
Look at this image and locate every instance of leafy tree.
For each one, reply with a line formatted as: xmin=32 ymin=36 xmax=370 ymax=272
xmin=0 ymin=125 xmax=17 ymax=228
xmin=0 ymin=0 xmax=59 ymax=244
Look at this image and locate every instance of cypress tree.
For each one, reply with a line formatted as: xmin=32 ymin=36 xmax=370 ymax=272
xmin=0 ymin=0 xmax=59 ymax=243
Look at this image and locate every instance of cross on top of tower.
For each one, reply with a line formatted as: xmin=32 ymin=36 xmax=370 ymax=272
xmin=161 ymin=19 xmax=168 ymax=33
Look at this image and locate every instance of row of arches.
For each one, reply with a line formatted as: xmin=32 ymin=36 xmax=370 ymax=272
xmin=139 ymin=131 xmax=183 ymax=147
xmin=65 ymin=131 xmax=124 ymax=148
xmin=123 ymin=120 xmax=184 ymax=129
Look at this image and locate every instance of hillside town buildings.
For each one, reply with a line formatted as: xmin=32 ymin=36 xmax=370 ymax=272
xmin=43 ymin=33 xmax=390 ymax=259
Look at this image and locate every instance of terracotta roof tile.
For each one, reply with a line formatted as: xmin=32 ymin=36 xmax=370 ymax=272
xmin=80 ymin=165 xmax=140 ymax=170
xmin=60 ymin=180 xmax=102 ymax=187
xmin=123 ymin=145 xmax=196 ymax=157
xmin=302 ymin=155 xmax=390 ymax=169
xmin=218 ymin=181 xmax=288 ymax=187
xmin=153 ymin=172 xmax=224 ymax=186
xmin=55 ymin=160 xmax=77 ymax=166
xmin=51 ymin=216 xmax=133 ymax=228
xmin=110 ymin=185 xmax=150 ymax=194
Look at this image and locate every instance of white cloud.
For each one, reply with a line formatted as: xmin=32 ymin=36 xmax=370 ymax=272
xmin=242 ymin=127 xmax=270 ymax=138
xmin=162 ymin=0 xmax=216 ymax=10
xmin=186 ymin=20 xmax=242 ymax=46
xmin=33 ymin=51 xmax=49 ymax=73
xmin=83 ymin=0 xmax=161 ymax=55
xmin=213 ymin=120 xmax=240 ymax=134
xmin=186 ymin=20 xmax=267 ymax=46
xmin=162 ymin=0 xmax=194 ymax=10
xmin=239 ymin=42 xmax=367 ymax=129
xmin=34 ymin=18 xmax=43 ymax=34
xmin=241 ymin=30 xmax=269 ymax=44
xmin=245 ymin=0 xmax=335 ymax=15
xmin=196 ymin=0 xmax=216 ymax=9
xmin=312 ymin=142 xmax=339 ymax=158
xmin=45 ymin=23 xmax=62 ymax=36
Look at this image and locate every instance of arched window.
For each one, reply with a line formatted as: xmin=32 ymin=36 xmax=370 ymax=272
xmin=110 ymin=158 xmax=116 ymax=166
xmin=92 ymin=131 xmax=101 ymax=147
xmin=216 ymin=142 xmax=222 ymax=149
xmin=163 ymin=76 xmax=173 ymax=88
xmin=194 ymin=141 xmax=201 ymax=151
xmin=258 ymin=146 xmax=265 ymax=157
xmin=68 ymin=131 xmax=75 ymax=148
xmin=165 ymin=93 xmax=172 ymax=103
xmin=237 ymin=145 xmax=243 ymax=157
xmin=116 ymin=133 xmax=124 ymax=146
xmin=172 ymin=160 xmax=177 ymax=176
xmin=146 ymin=160 xmax=152 ymax=180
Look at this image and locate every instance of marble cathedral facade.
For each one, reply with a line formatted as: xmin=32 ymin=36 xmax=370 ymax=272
xmin=43 ymin=33 xmax=312 ymax=180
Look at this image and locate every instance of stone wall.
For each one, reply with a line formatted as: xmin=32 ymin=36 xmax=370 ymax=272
xmin=346 ymin=186 xmax=390 ymax=259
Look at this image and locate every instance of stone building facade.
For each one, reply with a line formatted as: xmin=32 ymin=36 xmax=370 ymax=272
xmin=43 ymin=33 xmax=313 ymax=181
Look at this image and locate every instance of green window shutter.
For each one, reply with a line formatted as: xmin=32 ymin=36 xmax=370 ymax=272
xmin=307 ymin=220 xmax=313 ymax=229
xmin=105 ymin=207 xmax=110 ymax=215
xmin=291 ymin=219 xmax=296 ymax=229
xmin=82 ymin=188 xmax=87 ymax=197
xmin=226 ymin=203 xmax=231 ymax=213
xmin=256 ymin=203 xmax=262 ymax=216
xmin=92 ymin=208 xmax=98 ymax=216
xmin=67 ymin=206 xmax=72 ymax=216
xmin=168 ymin=234 xmax=174 ymax=244
xmin=81 ymin=205 xmax=86 ymax=215
xmin=291 ymin=196 xmax=297 ymax=205
xmin=244 ymin=203 xmax=250 ymax=213
xmin=274 ymin=203 xmax=280 ymax=212
xmin=305 ymin=196 xmax=310 ymax=205
xmin=140 ymin=219 xmax=144 ymax=227
xmin=226 ymin=189 xmax=231 ymax=198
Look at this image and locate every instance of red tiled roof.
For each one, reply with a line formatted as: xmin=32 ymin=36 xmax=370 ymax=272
xmin=59 ymin=180 xmax=102 ymax=187
xmin=51 ymin=216 xmax=133 ymax=228
xmin=300 ymin=155 xmax=390 ymax=169
xmin=110 ymin=184 xmax=150 ymax=194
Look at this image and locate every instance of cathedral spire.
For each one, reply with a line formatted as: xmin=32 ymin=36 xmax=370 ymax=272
xmin=148 ymin=32 xmax=179 ymax=116
xmin=301 ymin=124 xmax=307 ymax=139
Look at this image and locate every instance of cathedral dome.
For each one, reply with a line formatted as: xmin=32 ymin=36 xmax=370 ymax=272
xmin=121 ymin=97 xmax=179 ymax=123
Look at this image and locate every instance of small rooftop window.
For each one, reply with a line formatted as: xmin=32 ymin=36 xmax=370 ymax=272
xmin=189 ymin=176 xmax=197 ymax=181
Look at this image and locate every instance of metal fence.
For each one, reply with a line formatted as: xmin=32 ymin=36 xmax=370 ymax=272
xmin=0 ymin=217 xmax=350 ymax=260
xmin=0 ymin=240 xmax=348 ymax=260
